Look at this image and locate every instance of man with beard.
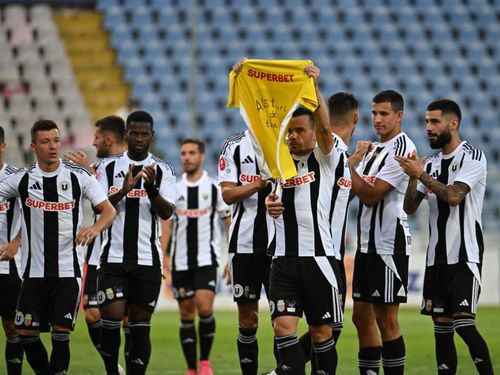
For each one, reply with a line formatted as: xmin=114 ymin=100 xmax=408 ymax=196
xmin=395 ymin=99 xmax=493 ymax=375
xmin=163 ymin=138 xmax=230 ymax=375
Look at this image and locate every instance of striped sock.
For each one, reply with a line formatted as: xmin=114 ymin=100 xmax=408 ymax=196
xmin=434 ymin=322 xmax=457 ymax=374
xmin=382 ymin=336 xmax=405 ymax=375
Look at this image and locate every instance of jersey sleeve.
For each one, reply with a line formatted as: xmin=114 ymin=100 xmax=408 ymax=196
xmin=218 ymin=145 xmax=239 ymax=184
xmin=0 ymin=172 xmax=21 ymax=200
xmin=377 ymin=140 xmax=416 ymax=188
xmin=95 ymin=159 xmax=110 ymax=194
xmin=83 ymin=174 xmax=108 ymax=206
xmin=158 ymin=164 xmax=176 ymax=206
xmin=454 ymin=151 xmax=487 ymax=189
xmin=215 ymin=184 xmax=231 ymax=219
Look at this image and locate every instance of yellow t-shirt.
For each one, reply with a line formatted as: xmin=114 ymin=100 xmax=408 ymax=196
xmin=227 ymin=59 xmax=318 ymax=180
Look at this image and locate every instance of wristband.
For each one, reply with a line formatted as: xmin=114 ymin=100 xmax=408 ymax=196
xmin=144 ymin=183 xmax=159 ymax=199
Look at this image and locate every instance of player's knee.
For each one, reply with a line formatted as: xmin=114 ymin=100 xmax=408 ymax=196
xmin=197 ymin=305 xmax=213 ymax=317
xmin=272 ymin=317 xmax=297 ymax=336
xmin=2 ymin=319 xmax=17 ymax=338
xmin=17 ymin=328 xmax=39 ymax=337
xmin=375 ymin=314 xmax=399 ymax=336
xmin=238 ymin=304 xmax=259 ymax=329
xmin=52 ymin=325 xmax=71 ymax=333
xmin=309 ymin=325 xmax=332 ymax=343
xmin=352 ymin=310 xmax=371 ymax=330
xmin=84 ymin=307 xmax=101 ymax=323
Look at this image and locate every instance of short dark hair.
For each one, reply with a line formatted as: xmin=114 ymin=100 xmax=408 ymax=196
xmin=292 ymin=106 xmax=315 ymax=126
xmin=0 ymin=125 xmax=4 ymax=143
xmin=96 ymin=115 xmax=125 ymax=143
xmin=126 ymin=110 xmax=153 ymax=129
xmin=31 ymin=119 xmax=59 ymax=142
xmin=426 ymin=99 xmax=462 ymax=124
xmin=328 ymin=92 xmax=358 ymax=118
xmin=373 ymin=90 xmax=404 ymax=112
xmin=181 ymin=138 xmax=205 ymax=153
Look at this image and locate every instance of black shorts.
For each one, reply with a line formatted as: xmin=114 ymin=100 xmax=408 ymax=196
xmin=97 ymin=263 xmax=162 ymax=314
xmin=83 ymin=265 xmax=99 ymax=310
xmin=421 ymin=262 xmax=481 ymax=317
xmin=335 ymin=258 xmax=347 ymax=313
xmin=171 ymin=265 xmax=217 ymax=301
xmin=269 ymin=257 xmax=343 ymax=326
xmin=15 ymin=277 xmax=81 ymax=331
xmin=352 ymin=252 xmax=409 ymax=304
xmin=0 ymin=274 xmax=22 ymax=319
xmin=229 ymin=252 xmax=271 ymax=303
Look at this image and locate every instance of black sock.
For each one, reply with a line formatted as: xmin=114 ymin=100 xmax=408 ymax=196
xmin=180 ymin=320 xmax=197 ymax=370
xmin=358 ymin=346 xmax=381 ymax=374
xmin=275 ymin=334 xmax=306 ymax=375
xmin=237 ymin=327 xmax=258 ymax=375
xmin=313 ymin=337 xmax=337 ymax=375
xmin=87 ymin=320 xmax=106 ymax=360
xmin=199 ymin=314 xmax=215 ymax=360
xmin=6 ymin=336 xmax=23 ymax=375
xmin=382 ymin=336 xmax=405 ymax=375
xmin=123 ymin=325 xmax=130 ymax=373
xmin=332 ymin=322 xmax=343 ymax=344
xmin=19 ymin=334 xmax=50 ymax=375
xmin=298 ymin=333 xmax=312 ymax=362
xmin=434 ymin=322 xmax=457 ymax=374
xmin=100 ymin=318 xmax=121 ymax=375
xmin=50 ymin=331 xmax=70 ymax=375
xmin=128 ymin=321 xmax=151 ymax=375
xmin=273 ymin=335 xmax=280 ymax=366
xmin=454 ymin=318 xmax=493 ymax=375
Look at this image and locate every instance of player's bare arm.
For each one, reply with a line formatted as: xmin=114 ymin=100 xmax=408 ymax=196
xmin=419 ymin=176 xmax=470 ymax=207
xmin=76 ymin=200 xmax=116 ymax=246
xmin=161 ymin=219 xmax=172 ymax=275
xmin=305 ymin=64 xmax=333 ymax=155
xmin=395 ymin=151 xmax=426 ymax=213
xmin=403 ymin=177 xmax=425 ymax=214
xmin=0 ymin=228 xmax=21 ymax=261
xmin=350 ymin=168 xmax=394 ymax=207
xmin=108 ymin=163 xmax=144 ymax=205
xmin=220 ymin=179 xmax=269 ymax=205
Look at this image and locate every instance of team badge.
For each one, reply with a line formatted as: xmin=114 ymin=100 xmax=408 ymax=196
xmin=203 ymin=193 xmax=209 ymax=200
xmin=451 ymin=163 xmax=458 ymax=172
xmin=59 ymin=181 xmax=69 ymax=191
xmin=97 ymin=291 xmax=106 ymax=304
xmin=269 ymin=301 xmax=275 ymax=315
xmin=277 ymin=300 xmax=286 ymax=312
xmin=233 ymin=284 xmax=244 ymax=298
xmin=106 ymin=288 xmax=114 ymax=300
xmin=218 ymin=156 xmax=226 ymax=171
xmin=25 ymin=314 xmax=32 ymax=326
xmin=15 ymin=311 xmax=24 ymax=325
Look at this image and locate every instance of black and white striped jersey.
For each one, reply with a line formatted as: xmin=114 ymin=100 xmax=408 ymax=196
xmin=331 ymin=134 xmax=351 ymax=260
xmin=218 ymin=131 xmax=272 ymax=254
xmin=0 ymin=160 xmax=108 ymax=278
xmin=0 ymin=164 xmax=22 ymax=276
xmin=270 ymin=145 xmax=348 ymax=257
xmin=356 ymin=132 xmax=415 ymax=255
xmin=171 ymin=171 xmax=230 ymax=271
xmin=96 ymin=152 xmax=176 ymax=268
xmin=417 ymin=141 xmax=486 ymax=266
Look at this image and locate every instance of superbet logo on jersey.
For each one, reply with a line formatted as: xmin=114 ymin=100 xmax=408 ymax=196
xmin=362 ymin=175 xmax=376 ymax=186
xmin=282 ymin=171 xmax=315 ymax=188
xmin=109 ymin=185 xmax=147 ymax=198
xmin=25 ymin=198 xmax=75 ymax=211
xmin=337 ymin=177 xmax=352 ymax=189
xmin=239 ymin=174 xmax=260 ymax=183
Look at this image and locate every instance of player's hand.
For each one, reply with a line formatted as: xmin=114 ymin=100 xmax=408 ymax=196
xmin=304 ymin=63 xmax=320 ymax=87
xmin=0 ymin=239 xmax=21 ymax=261
xmin=142 ymin=163 xmax=157 ymax=185
xmin=266 ymin=192 xmax=284 ymax=219
xmin=256 ymin=178 xmax=271 ymax=190
xmin=232 ymin=58 xmax=247 ymax=74
xmin=222 ymin=262 xmax=231 ymax=285
xmin=395 ymin=151 xmax=427 ymax=179
xmin=64 ymin=150 xmax=93 ymax=172
xmin=121 ymin=164 xmax=144 ymax=194
xmin=75 ymin=226 xmax=99 ymax=246
xmin=348 ymin=141 xmax=373 ymax=168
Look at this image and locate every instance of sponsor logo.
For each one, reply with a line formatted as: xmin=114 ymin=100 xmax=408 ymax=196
xmin=131 ymin=358 xmax=145 ymax=365
xmin=29 ymin=182 xmax=42 ymax=190
xmin=208 ymin=280 xmax=216 ymax=287
xmin=233 ymin=284 xmax=244 ymax=298
xmin=7 ymin=358 xmax=22 ymax=364
xmin=473 ymin=357 xmax=484 ymax=364
xmin=352 ymin=292 xmax=361 ymax=298
xmin=0 ymin=201 xmax=11 ymax=212
xmin=25 ymin=314 xmax=32 ymax=326
xmin=337 ymin=177 xmax=352 ymax=189
xmin=109 ymin=186 xmax=147 ymax=198
xmin=438 ymin=364 xmax=450 ymax=370
xmin=178 ymin=195 xmax=185 ymax=201
xmin=64 ymin=313 xmax=73 ymax=320
xmin=176 ymin=208 xmax=212 ymax=217
xmin=397 ymin=286 xmax=407 ymax=297
xmin=114 ymin=170 xmax=126 ymax=178
xmin=25 ymin=198 xmax=75 ymax=211
xmin=239 ymin=174 xmax=260 ymax=183
xmin=277 ymin=300 xmax=286 ymax=312
xmin=242 ymin=155 xmax=254 ymax=164
xmin=371 ymin=290 xmax=381 ymax=297
xmin=322 ymin=311 xmax=331 ymax=319
xmin=459 ymin=299 xmax=469 ymax=307
xmin=240 ymin=358 xmax=253 ymax=364
xmin=247 ymin=69 xmax=294 ymax=83
xmin=106 ymin=288 xmax=114 ymax=300
xmin=218 ymin=156 xmax=226 ymax=171
xmin=148 ymin=300 xmax=156 ymax=307
xmin=362 ymin=175 xmax=376 ymax=186
xmin=282 ymin=171 xmax=315 ymax=189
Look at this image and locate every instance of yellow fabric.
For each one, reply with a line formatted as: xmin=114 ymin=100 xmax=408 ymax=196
xmin=227 ymin=59 xmax=318 ymax=180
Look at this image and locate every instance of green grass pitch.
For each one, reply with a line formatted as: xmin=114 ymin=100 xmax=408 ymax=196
xmin=1 ymin=307 xmax=498 ymax=374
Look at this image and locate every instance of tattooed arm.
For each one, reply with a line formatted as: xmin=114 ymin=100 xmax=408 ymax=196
xmin=418 ymin=174 xmax=470 ymax=207
xmin=403 ymin=176 xmax=425 ymax=214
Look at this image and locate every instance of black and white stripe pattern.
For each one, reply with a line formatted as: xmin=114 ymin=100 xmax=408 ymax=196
xmin=218 ymin=131 xmax=272 ymax=254
xmin=0 ymin=161 xmax=107 ymax=278
xmin=385 ymin=266 xmax=395 ymax=303
xmin=356 ymin=132 xmax=415 ymax=256
xmin=96 ymin=152 xmax=176 ymax=268
xmin=0 ymin=164 xmax=22 ymax=276
xmin=171 ymin=171 xmax=229 ymax=271
xmin=417 ymin=141 xmax=487 ymax=266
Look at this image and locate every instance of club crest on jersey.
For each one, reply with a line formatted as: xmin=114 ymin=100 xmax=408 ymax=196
xmin=337 ymin=177 xmax=352 ymax=189
xmin=451 ymin=163 xmax=458 ymax=172
xmin=282 ymin=171 xmax=315 ymax=188
xmin=59 ymin=181 xmax=69 ymax=191
xmin=218 ymin=156 xmax=227 ymax=172
xmin=0 ymin=201 xmax=10 ymax=212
